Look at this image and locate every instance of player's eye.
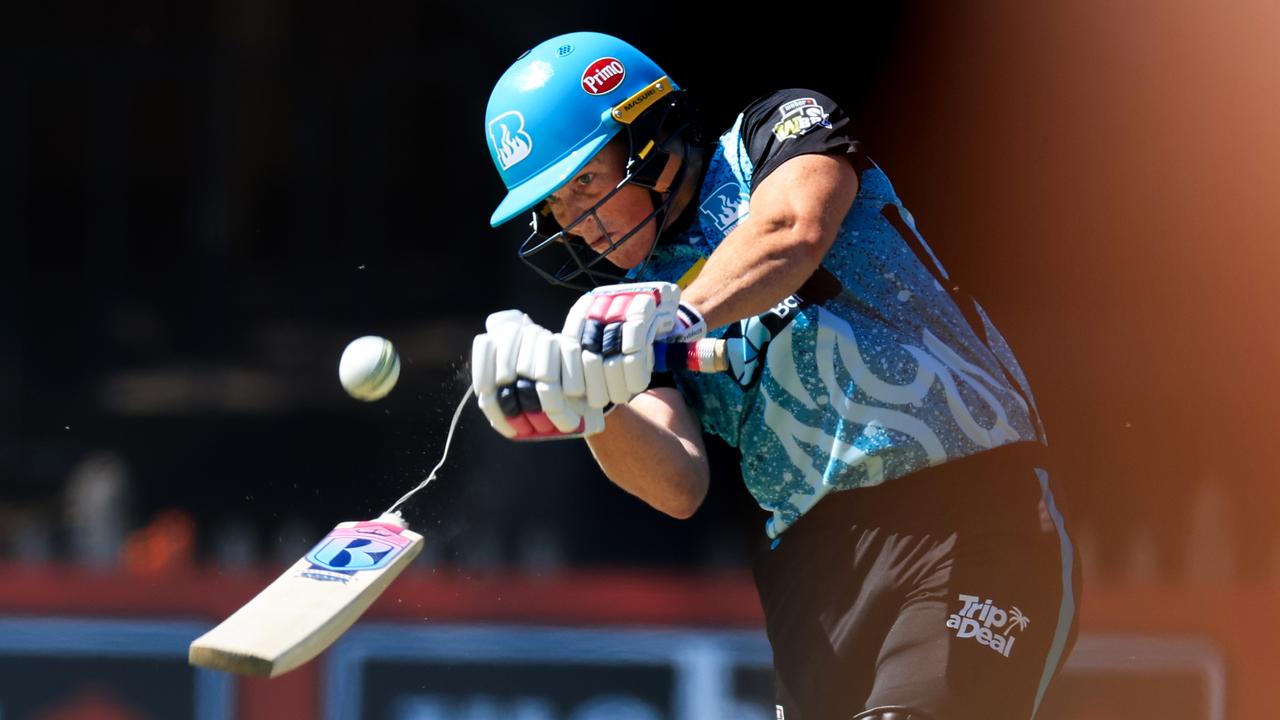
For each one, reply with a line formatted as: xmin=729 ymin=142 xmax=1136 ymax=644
xmin=575 ymin=172 xmax=595 ymax=187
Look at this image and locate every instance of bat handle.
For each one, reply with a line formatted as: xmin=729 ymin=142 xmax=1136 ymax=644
xmin=654 ymin=339 xmax=730 ymax=374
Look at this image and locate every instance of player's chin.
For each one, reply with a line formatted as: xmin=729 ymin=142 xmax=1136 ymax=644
xmin=598 ymin=252 xmax=634 ymax=271
xmin=599 ymin=237 xmax=655 ymax=270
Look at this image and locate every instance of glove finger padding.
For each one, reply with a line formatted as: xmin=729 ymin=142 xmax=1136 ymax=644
xmin=571 ymin=396 xmax=606 ymax=435
xmin=472 ymin=332 xmax=518 ymax=439
xmin=602 ymin=354 xmax=630 ymax=406
xmin=561 ymin=293 xmax=593 ymax=344
xmin=489 ymin=312 xmax=529 ymax=387
xmin=620 ymin=292 xmax=658 ymax=354
xmin=623 ymin=350 xmax=653 ymax=396
xmin=471 ymin=332 xmax=498 ymax=397
xmin=580 ymin=350 xmax=611 ymax=409
xmin=485 ymin=308 xmax=530 ymax=334
xmin=475 ymin=391 xmax=518 ymax=439
xmin=516 ymin=324 xmax=553 ymax=381
xmin=560 ymin=282 xmax=697 ymax=408
xmin=558 ymin=336 xmax=586 ymax=398
xmin=472 ymin=310 xmax=601 ymax=441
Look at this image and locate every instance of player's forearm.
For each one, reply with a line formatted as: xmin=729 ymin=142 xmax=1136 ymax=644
xmin=584 ymin=396 xmax=709 ymax=519
xmin=681 ymin=153 xmax=860 ymax=331
xmin=681 ymin=216 xmax=834 ymax=331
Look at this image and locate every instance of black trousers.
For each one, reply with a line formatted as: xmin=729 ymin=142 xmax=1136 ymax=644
xmin=753 ymin=441 xmax=1082 ymax=720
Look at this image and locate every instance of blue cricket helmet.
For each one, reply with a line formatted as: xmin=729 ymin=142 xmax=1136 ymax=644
xmin=485 ymin=31 xmax=680 ymax=228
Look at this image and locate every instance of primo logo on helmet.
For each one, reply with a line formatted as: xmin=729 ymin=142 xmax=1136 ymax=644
xmin=581 ymin=58 xmax=625 ymax=95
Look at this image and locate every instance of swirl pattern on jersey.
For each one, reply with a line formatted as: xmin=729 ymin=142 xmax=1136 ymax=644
xmin=636 ymin=114 xmax=1047 ymax=537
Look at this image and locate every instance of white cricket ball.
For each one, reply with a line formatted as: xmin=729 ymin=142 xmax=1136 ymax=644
xmin=339 ymin=335 xmax=401 ymax=401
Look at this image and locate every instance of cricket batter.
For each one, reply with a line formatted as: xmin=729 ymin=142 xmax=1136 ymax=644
xmin=471 ymin=31 xmax=1080 ymax=720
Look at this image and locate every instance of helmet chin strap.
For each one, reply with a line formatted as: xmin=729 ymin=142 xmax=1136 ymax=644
xmin=624 ymin=123 xmax=698 ymax=238
xmin=648 ymin=135 xmax=704 ymax=242
xmin=647 ymin=147 xmax=683 ymax=194
xmin=642 ymin=151 xmax=683 ymax=231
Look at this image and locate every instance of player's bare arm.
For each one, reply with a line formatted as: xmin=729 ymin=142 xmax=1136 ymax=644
xmin=584 ymin=387 xmax=708 ymax=519
xmin=575 ymin=153 xmax=860 ymax=517
xmin=682 ymin=152 xmax=860 ymax=331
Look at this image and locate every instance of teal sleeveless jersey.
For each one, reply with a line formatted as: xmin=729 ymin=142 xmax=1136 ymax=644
xmin=633 ymin=112 xmax=1049 ymax=538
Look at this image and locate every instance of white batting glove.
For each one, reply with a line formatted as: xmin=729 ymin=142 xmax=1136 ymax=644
xmin=561 ymin=282 xmax=707 ymax=409
xmin=471 ymin=310 xmax=605 ymax=440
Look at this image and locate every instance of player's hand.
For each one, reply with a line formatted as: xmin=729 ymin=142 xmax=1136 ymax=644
xmin=471 ymin=310 xmax=605 ymax=440
xmin=561 ymin=282 xmax=707 ymax=408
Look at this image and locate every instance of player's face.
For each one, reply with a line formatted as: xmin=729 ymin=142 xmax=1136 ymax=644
xmin=543 ymin=138 xmax=657 ymax=270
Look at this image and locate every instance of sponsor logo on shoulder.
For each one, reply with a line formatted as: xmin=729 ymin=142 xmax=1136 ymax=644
xmin=946 ymin=593 xmax=1030 ymax=658
xmin=771 ymin=97 xmax=832 ymax=141
xmin=698 ymin=182 xmax=750 ymax=234
xmin=489 ymin=111 xmax=533 ymax=170
xmin=581 ymin=57 xmax=625 ymax=95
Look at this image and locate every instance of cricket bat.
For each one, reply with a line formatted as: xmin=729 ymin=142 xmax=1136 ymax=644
xmin=189 ymin=511 xmax=424 ymax=677
xmin=188 ymin=338 xmax=730 ymax=678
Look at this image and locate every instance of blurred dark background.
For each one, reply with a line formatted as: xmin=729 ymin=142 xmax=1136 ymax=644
xmin=3 ymin=0 xmax=1278 ymax=588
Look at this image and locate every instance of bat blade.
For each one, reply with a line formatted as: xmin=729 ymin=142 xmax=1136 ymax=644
xmin=189 ymin=513 xmax=423 ymax=678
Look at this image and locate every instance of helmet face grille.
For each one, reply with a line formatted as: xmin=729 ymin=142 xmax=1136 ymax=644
xmin=515 ymin=109 xmax=696 ymax=291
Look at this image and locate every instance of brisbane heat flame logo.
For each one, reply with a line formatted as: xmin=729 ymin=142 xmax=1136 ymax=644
xmin=489 ymin=111 xmax=533 ymax=171
xmin=581 ymin=57 xmax=625 ymax=95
